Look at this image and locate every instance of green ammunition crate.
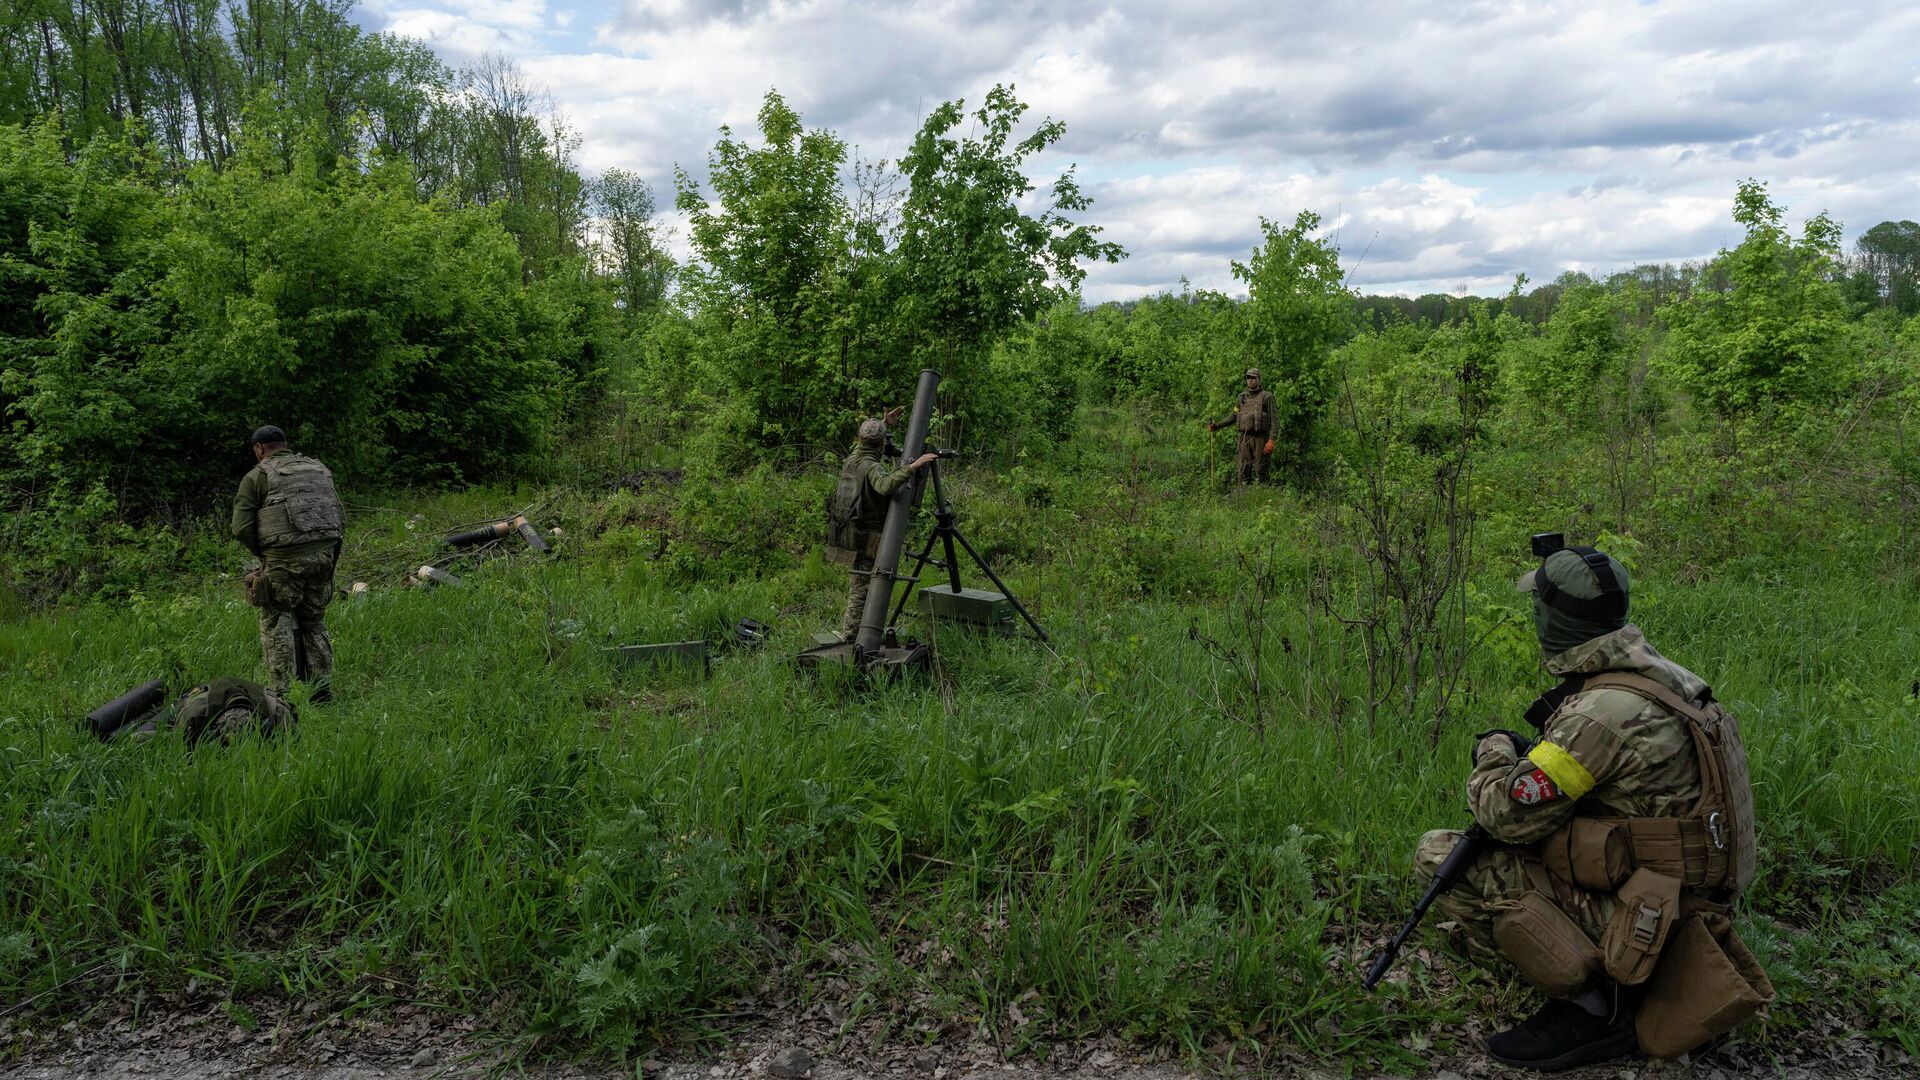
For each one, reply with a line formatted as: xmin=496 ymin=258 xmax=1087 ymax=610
xmin=918 ymin=584 xmax=1014 ymax=629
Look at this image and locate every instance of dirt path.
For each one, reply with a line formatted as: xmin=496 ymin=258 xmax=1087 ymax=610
xmin=2 ymin=1003 xmax=1907 ymax=1079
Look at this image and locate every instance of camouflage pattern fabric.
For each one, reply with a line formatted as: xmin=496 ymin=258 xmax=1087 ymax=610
xmin=1235 ymin=431 xmax=1271 ymax=484
xmin=1415 ymin=624 xmax=1713 ymax=981
xmin=258 ymin=547 xmax=336 ymax=694
xmin=1415 ymin=829 xmax=1614 ymax=968
xmin=840 ymin=549 xmax=876 ymax=638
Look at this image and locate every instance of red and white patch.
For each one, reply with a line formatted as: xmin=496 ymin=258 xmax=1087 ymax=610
xmin=1510 ymin=769 xmax=1560 ymax=805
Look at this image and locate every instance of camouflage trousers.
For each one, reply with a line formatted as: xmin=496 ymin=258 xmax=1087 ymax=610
xmin=257 ymin=549 xmax=336 ymax=695
xmin=840 ymin=550 xmax=877 ymax=638
xmin=1235 ymin=431 xmax=1271 ymax=484
xmin=1414 ymin=829 xmax=1615 ymax=976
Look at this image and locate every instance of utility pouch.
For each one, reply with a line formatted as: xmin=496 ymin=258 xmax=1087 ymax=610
xmin=1492 ymin=891 xmax=1600 ymax=998
xmin=1541 ymin=819 xmax=1632 ymax=891
xmin=1601 ymin=867 xmax=1682 ymax=984
xmin=1636 ymin=912 xmax=1774 ymax=1059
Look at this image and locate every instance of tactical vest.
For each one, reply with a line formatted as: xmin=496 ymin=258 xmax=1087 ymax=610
xmin=1235 ymin=390 xmax=1272 ymax=434
xmin=1539 ymin=671 xmax=1756 ymax=897
xmin=256 ymin=453 xmax=344 ymax=549
xmin=173 ymin=678 xmax=297 ymax=743
xmin=825 ymin=453 xmax=882 ymax=558
xmin=1518 ymin=671 xmax=1770 ymax=1058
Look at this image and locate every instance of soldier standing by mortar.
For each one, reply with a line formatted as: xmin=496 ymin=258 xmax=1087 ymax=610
xmin=825 ymin=408 xmax=936 ymax=641
xmin=231 ymin=425 xmax=344 ymax=703
xmin=1207 ymin=367 xmax=1277 ymax=485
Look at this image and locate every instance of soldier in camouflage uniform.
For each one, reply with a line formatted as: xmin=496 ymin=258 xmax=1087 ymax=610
xmin=231 ymin=426 xmax=344 ymax=702
xmin=119 ymin=678 xmax=298 ymax=743
xmin=1413 ymin=545 xmax=1759 ymax=1070
xmin=1207 ymin=368 xmax=1278 ymax=484
xmin=826 ymin=413 xmax=936 ymax=639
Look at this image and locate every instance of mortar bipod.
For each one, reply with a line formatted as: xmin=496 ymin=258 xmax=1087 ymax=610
xmin=885 ymin=456 xmax=1047 ymax=642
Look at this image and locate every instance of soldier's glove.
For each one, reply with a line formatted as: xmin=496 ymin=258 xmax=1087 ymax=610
xmin=243 ymin=568 xmax=265 ymax=607
xmin=1472 ymin=728 xmax=1534 ymax=767
xmin=1205 ymin=422 xmax=1218 ymax=432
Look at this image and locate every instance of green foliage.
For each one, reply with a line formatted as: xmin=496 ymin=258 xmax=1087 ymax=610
xmin=0 ymin=117 xmax=594 ymax=517
xmin=1505 ymin=272 xmax=1655 ymax=428
xmin=895 ymin=84 xmax=1124 ymax=394
xmin=1659 ymin=180 xmax=1855 ymax=417
xmin=1230 ymin=211 xmax=1355 ymax=466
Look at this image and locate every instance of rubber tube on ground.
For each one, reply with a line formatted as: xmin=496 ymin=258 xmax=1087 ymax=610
xmin=85 ymin=679 xmax=166 ymax=741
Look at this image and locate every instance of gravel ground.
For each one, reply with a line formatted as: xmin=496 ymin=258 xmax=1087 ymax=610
xmin=2 ymin=1007 xmax=1909 ymax=1080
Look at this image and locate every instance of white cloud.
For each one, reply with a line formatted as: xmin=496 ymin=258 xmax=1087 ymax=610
xmin=360 ymin=0 xmax=1920 ymax=298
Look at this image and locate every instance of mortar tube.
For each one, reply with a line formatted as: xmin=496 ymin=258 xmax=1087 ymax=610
xmin=856 ymin=368 xmax=940 ymax=651
xmin=86 ymin=679 xmax=166 ymax=740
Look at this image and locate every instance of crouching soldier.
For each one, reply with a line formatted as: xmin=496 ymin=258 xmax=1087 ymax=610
xmin=1412 ymin=541 xmax=1771 ymax=1069
xmin=824 ymin=411 xmax=935 ymax=640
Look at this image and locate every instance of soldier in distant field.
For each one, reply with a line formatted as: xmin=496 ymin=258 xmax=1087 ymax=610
xmin=1207 ymin=367 xmax=1277 ymax=484
xmin=825 ymin=408 xmax=936 ymax=640
xmin=231 ymin=425 xmax=344 ymax=702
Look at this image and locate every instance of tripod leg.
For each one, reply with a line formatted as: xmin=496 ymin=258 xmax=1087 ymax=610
xmin=950 ymin=526 xmax=1048 ymax=642
xmin=889 ymin=526 xmax=940 ymax=628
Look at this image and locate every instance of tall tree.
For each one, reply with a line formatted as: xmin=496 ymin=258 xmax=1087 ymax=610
xmin=592 ymin=168 xmax=672 ymax=324
xmin=893 ymin=83 xmax=1124 ymax=407
xmin=1658 ymin=181 xmax=1852 ymax=417
xmin=1230 ymin=210 xmax=1354 ymax=469
xmin=674 ymin=89 xmax=852 ymax=447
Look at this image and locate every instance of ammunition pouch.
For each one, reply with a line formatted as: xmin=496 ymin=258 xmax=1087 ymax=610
xmin=1541 ymin=819 xmax=1632 ymax=892
xmin=1601 ymin=867 xmax=1682 ymax=985
xmin=1636 ymin=912 xmax=1774 ymax=1059
xmin=825 ymin=531 xmax=881 ymax=568
xmin=1492 ymin=891 xmax=1600 ymax=998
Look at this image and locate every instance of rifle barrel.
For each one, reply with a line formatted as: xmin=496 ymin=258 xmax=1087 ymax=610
xmin=1362 ymin=824 xmax=1488 ymax=990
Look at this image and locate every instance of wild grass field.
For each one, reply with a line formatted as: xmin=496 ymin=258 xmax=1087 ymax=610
xmin=3 ymin=409 xmax=1916 ymax=1070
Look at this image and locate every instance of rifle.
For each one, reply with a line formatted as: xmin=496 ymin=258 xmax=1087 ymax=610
xmin=1363 ymin=822 xmax=1491 ymax=989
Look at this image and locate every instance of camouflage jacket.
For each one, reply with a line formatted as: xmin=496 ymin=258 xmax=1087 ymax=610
xmin=1467 ymin=625 xmax=1710 ymax=846
xmin=843 ymin=444 xmax=916 ymax=533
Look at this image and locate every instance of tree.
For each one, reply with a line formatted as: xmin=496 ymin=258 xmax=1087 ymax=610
xmin=1230 ymin=211 xmax=1354 ymax=469
xmin=893 ymin=83 xmax=1123 ymax=423
xmin=592 ymin=168 xmax=672 ymax=324
xmin=1658 ymin=181 xmax=1852 ymax=417
xmin=674 ymin=90 xmax=853 ymax=449
xmin=1853 ymin=220 xmax=1920 ymax=316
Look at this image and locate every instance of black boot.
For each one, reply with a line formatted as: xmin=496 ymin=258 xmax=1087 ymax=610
xmin=1487 ymin=995 xmax=1639 ymax=1071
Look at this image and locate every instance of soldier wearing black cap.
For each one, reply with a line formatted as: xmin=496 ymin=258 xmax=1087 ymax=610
xmin=231 ymin=426 xmax=344 ymax=702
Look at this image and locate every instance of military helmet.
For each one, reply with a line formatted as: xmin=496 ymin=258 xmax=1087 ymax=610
xmin=1244 ymin=367 xmax=1261 ymax=379
xmin=250 ymin=425 xmax=287 ymax=446
xmin=857 ymin=418 xmax=886 ymax=446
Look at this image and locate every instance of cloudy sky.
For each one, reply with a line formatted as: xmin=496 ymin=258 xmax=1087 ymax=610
xmin=356 ymin=0 xmax=1920 ymax=302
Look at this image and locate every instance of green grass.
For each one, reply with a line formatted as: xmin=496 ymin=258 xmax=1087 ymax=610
xmin=2 ymin=428 xmax=1917 ymax=1068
